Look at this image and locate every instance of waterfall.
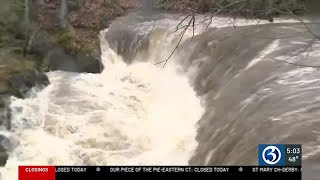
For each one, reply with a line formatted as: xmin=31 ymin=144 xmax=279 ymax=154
xmin=0 ymin=18 xmax=205 ymax=180
xmin=0 ymin=11 xmax=320 ymax=180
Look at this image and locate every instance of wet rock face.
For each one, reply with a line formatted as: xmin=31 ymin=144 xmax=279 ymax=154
xmin=44 ymin=48 xmax=103 ymax=73
xmin=27 ymin=30 xmax=55 ymax=58
xmin=24 ymin=27 xmax=104 ymax=73
xmin=0 ymin=134 xmax=18 ymax=167
xmin=0 ymin=135 xmax=9 ymax=167
xmin=0 ymin=96 xmax=11 ymax=130
xmin=0 ymin=99 xmax=14 ymax=166
xmin=8 ymin=69 xmax=49 ymax=98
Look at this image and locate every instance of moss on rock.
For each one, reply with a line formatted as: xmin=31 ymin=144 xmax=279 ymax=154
xmin=56 ymin=26 xmax=79 ymax=55
xmin=54 ymin=25 xmax=99 ymax=57
xmin=0 ymin=52 xmax=49 ymax=96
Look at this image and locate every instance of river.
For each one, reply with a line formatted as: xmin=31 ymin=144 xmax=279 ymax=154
xmin=0 ymin=11 xmax=319 ymax=179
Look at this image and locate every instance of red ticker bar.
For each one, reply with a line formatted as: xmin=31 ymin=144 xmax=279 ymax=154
xmin=19 ymin=166 xmax=301 ymax=180
xmin=19 ymin=166 xmax=56 ymax=180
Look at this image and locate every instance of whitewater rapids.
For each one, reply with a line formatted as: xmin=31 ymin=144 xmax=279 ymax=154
xmin=0 ymin=27 xmax=204 ymax=179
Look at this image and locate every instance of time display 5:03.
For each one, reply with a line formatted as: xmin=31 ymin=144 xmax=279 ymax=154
xmin=287 ymin=148 xmax=300 ymax=154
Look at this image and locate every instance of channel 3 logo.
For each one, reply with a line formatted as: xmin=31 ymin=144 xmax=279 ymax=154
xmin=258 ymin=144 xmax=285 ymax=166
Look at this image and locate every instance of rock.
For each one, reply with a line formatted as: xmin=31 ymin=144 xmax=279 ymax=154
xmin=0 ymin=152 xmax=8 ymax=166
xmin=1 ymin=50 xmax=50 ymax=98
xmin=8 ymin=69 xmax=50 ymax=98
xmin=23 ymin=26 xmax=103 ymax=73
xmin=0 ymin=135 xmax=11 ymax=166
xmin=7 ymin=64 xmax=49 ymax=98
xmin=0 ymin=96 xmax=11 ymax=130
xmin=101 ymin=16 xmax=111 ymax=28
xmin=0 ymin=81 xmax=9 ymax=94
xmin=76 ymin=54 xmax=103 ymax=73
xmin=8 ymin=74 xmax=30 ymax=98
xmin=44 ymin=48 xmax=103 ymax=73
xmin=27 ymin=30 xmax=55 ymax=58
xmin=45 ymin=48 xmax=78 ymax=72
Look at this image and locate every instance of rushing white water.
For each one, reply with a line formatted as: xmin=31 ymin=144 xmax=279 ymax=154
xmin=0 ymin=29 xmax=204 ymax=179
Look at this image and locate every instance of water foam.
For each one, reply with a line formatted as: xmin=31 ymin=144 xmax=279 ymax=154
xmin=0 ymin=30 xmax=204 ymax=180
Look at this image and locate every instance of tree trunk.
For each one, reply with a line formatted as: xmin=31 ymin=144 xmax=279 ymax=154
xmin=75 ymin=0 xmax=82 ymax=10
xmin=24 ymin=0 xmax=30 ymax=27
xmin=59 ymin=0 xmax=68 ymax=29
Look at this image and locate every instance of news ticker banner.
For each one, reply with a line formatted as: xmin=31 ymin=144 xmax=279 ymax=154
xmin=19 ymin=166 xmax=301 ymax=180
xmin=18 ymin=144 xmax=302 ymax=180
